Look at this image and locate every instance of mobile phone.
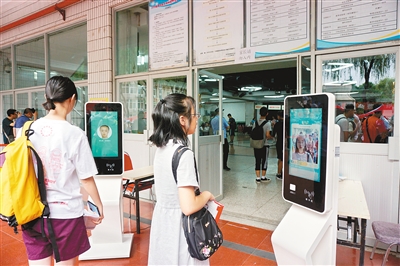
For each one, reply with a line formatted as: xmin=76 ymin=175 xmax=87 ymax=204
xmin=87 ymin=200 xmax=100 ymax=216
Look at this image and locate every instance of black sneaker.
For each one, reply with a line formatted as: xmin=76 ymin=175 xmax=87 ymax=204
xmin=223 ymin=167 xmax=231 ymax=171
xmin=261 ymin=177 xmax=271 ymax=182
xmin=256 ymin=178 xmax=261 ymax=183
xmin=276 ymin=174 xmax=282 ymax=180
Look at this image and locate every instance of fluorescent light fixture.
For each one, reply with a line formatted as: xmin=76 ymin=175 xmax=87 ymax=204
xmin=212 ymin=93 xmax=218 ymax=96
xmin=210 ymin=97 xmax=226 ymax=101
xmin=264 ymin=95 xmax=284 ymax=98
xmin=335 ymin=92 xmax=359 ymax=95
xmin=239 ymin=86 xmax=262 ymax=92
xmin=323 ymin=63 xmax=353 ymax=72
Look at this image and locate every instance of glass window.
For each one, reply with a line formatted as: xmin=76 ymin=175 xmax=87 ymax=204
xmin=70 ymin=85 xmax=87 ymax=130
xmin=49 ymin=24 xmax=87 ymax=81
xmin=116 ymin=4 xmax=149 ymax=75
xmin=322 ymin=53 xmax=395 ymax=143
xmin=119 ymin=80 xmax=147 ymax=134
xmin=31 ymin=91 xmax=46 ymax=119
xmin=301 ymin=56 xmax=311 ymax=94
xmin=153 ymin=76 xmax=187 ymax=108
xmin=16 ymin=37 xmax=45 ymax=88
xmin=2 ymin=94 xmax=14 ymax=118
xmin=16 ymin=93 xmax=29 ymax=114
xmin=0 ymin=47 xmax=12 ymax=91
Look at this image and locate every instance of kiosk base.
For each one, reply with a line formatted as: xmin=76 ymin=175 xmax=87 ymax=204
xmin=79 ymin=234 xmax=133 ymax=260
xmin=271 ymin=205 xmax=337 ymax=265
xmin=79 ymin=175 xmax=133 ymax=260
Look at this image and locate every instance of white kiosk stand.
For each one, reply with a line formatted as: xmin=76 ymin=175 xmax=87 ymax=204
xmin=79 ymin=102 xmax=133 ymax=260
xmin=272 ymin=94 xmax=340 ymax=265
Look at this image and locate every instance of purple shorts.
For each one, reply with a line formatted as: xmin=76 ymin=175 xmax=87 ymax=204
xmin=22 ymin=216 xmax=90 ymax=261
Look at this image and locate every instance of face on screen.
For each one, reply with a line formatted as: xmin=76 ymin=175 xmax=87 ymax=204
xmin=289 ymin=108 xmax=322 ymax=182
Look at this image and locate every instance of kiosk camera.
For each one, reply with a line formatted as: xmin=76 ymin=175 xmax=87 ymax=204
xmin=272 ymin=93 xmax=339 ymax=265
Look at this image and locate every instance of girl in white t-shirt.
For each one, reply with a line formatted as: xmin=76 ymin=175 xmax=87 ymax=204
xmin=147 ymin=94 xmax=215 ymax=265
xmin=22 ymin=76 xmax=104 ymax=265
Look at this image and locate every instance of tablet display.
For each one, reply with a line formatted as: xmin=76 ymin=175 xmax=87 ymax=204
xmin=283 ymin=94 xmax=331 ymax=213
xmin=85 ymin=102 xmax=123 ymax=175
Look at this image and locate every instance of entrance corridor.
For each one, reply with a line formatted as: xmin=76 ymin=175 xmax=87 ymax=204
xmin=1 ymin=134 xmax=400 ymax=265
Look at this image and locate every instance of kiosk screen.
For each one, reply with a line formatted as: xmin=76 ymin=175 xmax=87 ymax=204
xmin=283 ymin=95 xmax=330 ymax=213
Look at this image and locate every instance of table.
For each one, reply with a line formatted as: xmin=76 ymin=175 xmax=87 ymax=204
xmin=123 ymin=166 xmax=154 ymax=234
xmin=337 ymin=179 xmax=370 ymax=266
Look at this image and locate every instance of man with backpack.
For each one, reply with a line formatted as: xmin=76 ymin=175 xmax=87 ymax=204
xmin=250 ymin=107 xmax=273 ymax=183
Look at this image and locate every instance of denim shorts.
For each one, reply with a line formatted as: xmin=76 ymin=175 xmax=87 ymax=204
xmin=22 ymin=216 xmax=90 ymax=261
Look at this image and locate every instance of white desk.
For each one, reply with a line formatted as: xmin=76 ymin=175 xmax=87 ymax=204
xmin=337 ymin=179 xmax=370 ymax=266
xmin=123 ymin=166 xmax=154 ymax=233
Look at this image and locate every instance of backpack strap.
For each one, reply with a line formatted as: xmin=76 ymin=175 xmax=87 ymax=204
xmin=171 ymin=145 xmax=200 ymax=195
xmin=25 ymin=121 xmax=61 ymax=262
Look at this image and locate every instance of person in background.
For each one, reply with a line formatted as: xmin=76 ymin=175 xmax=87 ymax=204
xmin=362 ymin=103 xmax=388 ymax=143
xmin=147 ymin=93 xmax=214 ymax=265
xmin=211 ymin=108 xmax=230 ymax=170
xmin=335 ymin=103 xmax=359 ymax=142
xmin=200 ymin=122 xmax=210 ymax=136
xmin=272 ymin=111 xmax=284 ymax=180
xmin=227 ymin=113 xmax=236 ymax=144
xmin=22 ymin=76 xmax=104 ymax=265
xmin=2 ymin=109 xmax=18 ymax=144
xmin=253 ymin=107 xmax=273 ymax=183
xmin=14 ymin=107 xmax=37 ymax=137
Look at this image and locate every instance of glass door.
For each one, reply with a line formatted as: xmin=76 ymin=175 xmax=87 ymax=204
xmin=196 ymin=70 xmax=224 ymax=200
xmin=117 ymin=76 xmax=150 ymax=168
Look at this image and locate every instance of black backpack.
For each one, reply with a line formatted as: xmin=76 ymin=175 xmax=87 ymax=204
xmin=250 ymin=121 xmax=267 ymax=149
xmin=250 ymin=121 xmax=267 ymax=140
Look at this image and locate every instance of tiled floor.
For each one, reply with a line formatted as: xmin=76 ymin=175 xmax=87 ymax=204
xmin=1 ymin=134 xmax=400 ymax=265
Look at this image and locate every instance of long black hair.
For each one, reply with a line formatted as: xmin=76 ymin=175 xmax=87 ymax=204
xmin=42 ymin=76 xmax=78 ymax=111
xmin=149 ymin=93 xmax=195 ymax=147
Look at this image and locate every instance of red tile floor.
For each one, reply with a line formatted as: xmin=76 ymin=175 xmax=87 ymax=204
xmin=1 ymin=199 xmax=399 ymax=265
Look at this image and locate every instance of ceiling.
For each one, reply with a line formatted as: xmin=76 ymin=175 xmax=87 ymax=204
xmin=199 ymin=58 xmax=308 ymax=103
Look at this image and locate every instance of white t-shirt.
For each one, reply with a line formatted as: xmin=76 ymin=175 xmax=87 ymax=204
xmin=29 ymin=118 xmax=98 ymax=219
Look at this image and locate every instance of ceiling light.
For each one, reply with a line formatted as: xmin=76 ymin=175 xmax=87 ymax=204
xmin=335 ymin=92 xmax=359 ymax=95
xmin=238 ymin=86 xmax=262 ymax=92
xmin=264 ymin=95 xmax=284 ymax=98
xmin=210 ymin=97 xmax=226 ymax=101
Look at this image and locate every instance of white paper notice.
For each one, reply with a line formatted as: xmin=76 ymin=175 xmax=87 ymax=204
xmin=149 ymin=0 xmax=188 ymax=70
xmin=317 ymin=0 xmax=400 ymax=49
xmin=193 ymin=0 xmax=244 ymax=65
xmin=246 ymin=0 xmax=310 ymax=57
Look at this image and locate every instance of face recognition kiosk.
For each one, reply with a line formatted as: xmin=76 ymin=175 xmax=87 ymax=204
xmin=80 ymin=102 xmax=133 ymax=260
xmin=271 ymin=93 xmax=340 ymax=265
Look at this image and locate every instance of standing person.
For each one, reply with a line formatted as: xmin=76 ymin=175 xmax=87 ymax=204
xmin=227 ymin=113 xmax=236 ymax=144
xmin=2 ymin=109 xmax=17 ymax=144
xmin=335 ymin=103 xmax=359 ymax=142
xmin=272 ymin=111 xmax=283 ymax=180
xmin=211 ymin=108 xmax=230 ymax=170
xmin=362 ymin=103 xmax=388 ymax=143
xmin=22 ymin=76 xmax=104 ymax=265
xmin=147 ymin=93 xmax=215 ymax=265
xmin=253 ymin=107 xmax=273 ymax=183
xmin=14 ymin=107 xmax=37 ymax=137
